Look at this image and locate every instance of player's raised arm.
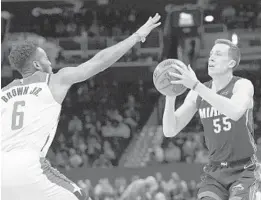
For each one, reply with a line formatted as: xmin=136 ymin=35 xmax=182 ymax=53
xmin=169 ymin=64 xmax=254 ymax=121
xmin=162 ymin=90 xmax=198 ymax=137
xmin=55 ymin=13 xmax=161 ymax=87
xmin=194 ymin=78 xmax=254 ymax=121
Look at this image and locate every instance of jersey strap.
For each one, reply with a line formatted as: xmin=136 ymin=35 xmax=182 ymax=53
xmin=45 ymin=73 xmax=51 ymax=85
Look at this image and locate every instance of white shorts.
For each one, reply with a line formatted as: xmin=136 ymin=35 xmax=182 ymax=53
xmin=1 ymin=151 xmax=88 ymax=200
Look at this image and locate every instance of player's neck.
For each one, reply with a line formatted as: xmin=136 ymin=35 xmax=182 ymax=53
xmin=212 ymin=73 xmax=233 ymax=92
xmin=22 ymin=70 xmax=37 ymax=78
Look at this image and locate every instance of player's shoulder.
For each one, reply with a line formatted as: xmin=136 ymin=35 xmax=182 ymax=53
xmin=234 ymin=76 xmax=252 ymax=84
xmin=234 ymin=76 xmax=253 ymax=87
xmin=233 ymin=76 xmax=254 ymax=93
xmin=2 ymin=80 xmax=20 ymax=92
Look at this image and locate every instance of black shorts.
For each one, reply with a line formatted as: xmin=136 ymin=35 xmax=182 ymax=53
xmin=198 ymin=157 xmax=260 ymax=200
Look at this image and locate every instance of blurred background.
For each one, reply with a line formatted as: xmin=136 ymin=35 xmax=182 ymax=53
xmin=1 ymin=0 xmax=261 ymax=199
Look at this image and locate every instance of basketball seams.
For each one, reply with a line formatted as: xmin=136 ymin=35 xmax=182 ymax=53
xmin=153 ymin=59 xmax=187 ymax=96
xmin=153 ymin=66 xmax=176 ymax=83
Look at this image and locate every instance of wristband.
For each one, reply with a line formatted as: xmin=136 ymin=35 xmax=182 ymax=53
xmin=134 ymin=32 xmax=146 ymax=43
xmin=192 ymin=81 xmax=199 ymax=90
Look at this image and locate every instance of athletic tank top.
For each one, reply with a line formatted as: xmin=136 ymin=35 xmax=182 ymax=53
xmin=1 ymin=71 xmax=61 ymax=157
xmin=196 ymin=76 xmax=256 ymax=162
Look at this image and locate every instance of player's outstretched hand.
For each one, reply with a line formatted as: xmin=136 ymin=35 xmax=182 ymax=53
xmin=135 ymin=13 xmax=161 ymax=42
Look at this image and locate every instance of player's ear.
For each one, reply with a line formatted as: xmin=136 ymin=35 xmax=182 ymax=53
xmin=33 ymin=61 xmax=42 ymax=70
xmin=228 ymin=59 xmax=236 ymax=69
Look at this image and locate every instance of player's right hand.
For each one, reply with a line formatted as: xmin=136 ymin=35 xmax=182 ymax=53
xmin=135 ymin=13 xmax=161 ymax=42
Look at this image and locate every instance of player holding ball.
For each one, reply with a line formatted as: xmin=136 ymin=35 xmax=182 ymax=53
xmin=156 ymin=39 xmax=261 ymax=200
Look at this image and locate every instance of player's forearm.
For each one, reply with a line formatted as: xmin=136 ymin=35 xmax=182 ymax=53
xmin=92 ymin=33 xmax=140 ymax=69
xmin=195 ymin=82 xmax=243 ymax=121
xmin=162 ymin=96 xmax=179 ymax=137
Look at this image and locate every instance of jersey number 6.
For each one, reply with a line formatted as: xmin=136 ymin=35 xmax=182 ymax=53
xmin=213 ymin=117 xmax=232 ymax=134
xmin=12 ymin=101 xmax=25 ymax=130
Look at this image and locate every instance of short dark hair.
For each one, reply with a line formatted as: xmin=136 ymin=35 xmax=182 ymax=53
xmin=8 ymin=40 xmax=38 ymax=73
xmin=214 ymin=39 xmax=241 ymax=68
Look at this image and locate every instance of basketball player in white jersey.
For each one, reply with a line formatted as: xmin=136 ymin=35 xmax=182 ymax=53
xmin=1 ymin=14 xmax=161 ymax=200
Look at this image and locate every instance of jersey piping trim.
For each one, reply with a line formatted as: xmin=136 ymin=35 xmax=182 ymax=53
xmin=46 ymin=74 xmax=51 ymax=85
xmin=245 ymin=109 xmax=257 ymax=153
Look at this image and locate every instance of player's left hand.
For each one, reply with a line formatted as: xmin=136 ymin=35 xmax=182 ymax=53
xmin=135 ymin=13 xmax=161 ymax=42
xmin=168 ymin=64 xmax=199 ymax=89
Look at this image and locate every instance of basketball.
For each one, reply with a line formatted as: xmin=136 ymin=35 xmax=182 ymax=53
xmin=153 ymin=59 xmax=187 ymax=96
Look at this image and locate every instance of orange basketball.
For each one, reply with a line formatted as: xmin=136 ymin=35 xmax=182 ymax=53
xmin=153 ymin=59 xmax=187 ymax=96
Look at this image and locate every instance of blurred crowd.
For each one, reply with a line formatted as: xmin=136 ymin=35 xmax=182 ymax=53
xmin=77 ymin=172 xmax=198 ymax=200
xmin=147 ymin=132 xmax=209 ymax=165
xmin=1 ymin=2 xmax=261 ymax=200
xmin=18 ymin=7 xmax=152 ymax=38
xmin=44 ymin=78 xmax=158 ymax=169
xmin=219 ymin=3 xmax=261 ymax=30
xmin=201 ymin=2 xmax=261 ymax=30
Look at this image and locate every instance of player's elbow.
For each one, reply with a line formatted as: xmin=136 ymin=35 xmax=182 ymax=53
xmin=162 ymin=126 xmax=178 ymax=137
xmin=230 ymin=108 xmax=246 ymax=121
xmin=228 ymin=113 xmax=242 ymax=122
xmin=230 ymin=115 xmax=240 ymax=122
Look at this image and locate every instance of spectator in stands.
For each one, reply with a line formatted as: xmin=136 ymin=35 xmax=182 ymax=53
xmin=68 ymin=148 xmax=83 ymax=168
xmin=77 ymin=83 xmax=91 ymax=103
xmin=55 ymin=150 xmax=69 ymax=169
xmin=77 ymin=137 xmax=90 ymax=166
xmin=179 ymin=180 xmax=191 ymax=199
xmin=88 ymin=20 xmax=100 ymax=37
xmin=57 ymin=133 xmax=66 ymax=147
xmin=154 ymin=172 xmax=167 ymax=193
xmin=95 ymin=120 xmax=102 ymax=134
xmin=221 ymin=6 xmax=236 ymax=24
xmin=154 ymin=192 xmax=167 ymax=200
xmin=163 ymin=173 xmax=182 ymax=198
xmin=152 ymin=145 xmax=165 ymax=163
xmin=103 ymin=140 xmax=116 ymax=162
xmin=84 ymin=115 xmax=95 ymax=134
xmin=114 ymin=177 xmax=127 ymax=198
xmin=164 ymin=142 xmax=181 ymax=162
xmin=94 ymin=179 xmax=115 ymax=199
xmin=68 ymin=115 xmax=83 ymax=134
xmin=93 ymin=154 xmax=113 ymax=168
xmin=246 ymin=4 xmax=256 ymax=29
xmin=123 ymin=95 xmax=141 ymax=123
xmin=87 ymin=136 xmax=101 ymax=164
xmin=127 ymin=9 xmax=137 ymax=32
xmin=182 ymin=136 xmax=197 ymax=162
xmin=102 ymin=117 xmax=131 ymax=139
xmin=188 ymin=180 xmax=198 ymax=199
xmin=194 ymin=148 xmax=209 ymax=164
xmin=123 ymin=109 xmax=138 ymax=131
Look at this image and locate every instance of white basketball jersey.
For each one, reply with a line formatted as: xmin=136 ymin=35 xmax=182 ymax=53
xmin=1 ymin=71 xmax=61 ymax=157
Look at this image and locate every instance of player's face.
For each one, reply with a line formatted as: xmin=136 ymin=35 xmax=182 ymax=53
xmin=208 ymin=44 xmax=234 ymax=77
xmin=34 ymin=48 xmax=53 ymax=74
